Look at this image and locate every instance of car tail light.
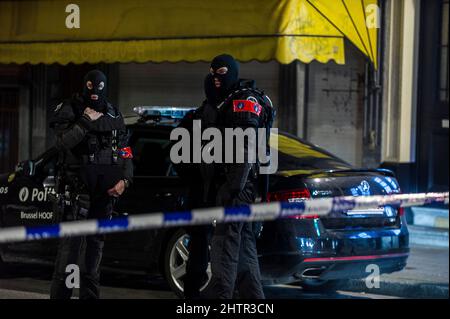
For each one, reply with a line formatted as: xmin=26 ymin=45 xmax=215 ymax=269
xmin=267 ymin=188 xmax=317 ymax=219
xmin=267 ymin=188 xmax=311 ymax=202
xmin=288 ymin=213 xmax=320 ymax=219
xmin=398 ymin=207 xmax=405 ymax=216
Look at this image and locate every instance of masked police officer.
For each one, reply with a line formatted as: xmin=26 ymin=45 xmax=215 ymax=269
xmin=205 ymin=54 xmax=274 ymax=299
xmin=174 ymin=75 xmax=220 ymax=299
xmin=49 ymin=69 xmax=133 ymax=299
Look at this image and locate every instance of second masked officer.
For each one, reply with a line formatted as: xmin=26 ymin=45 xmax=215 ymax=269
xmin=174 ymin=75 xmax=220 ymax=299
xmin=49 ymin=70 xmax=133 ymax=299
xmin=205 ymin=54 xmax=275 ymax=299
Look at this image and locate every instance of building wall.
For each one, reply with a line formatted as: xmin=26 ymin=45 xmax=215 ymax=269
xmin=0 ymin=65 xmax=32 ymax=172
xmin=305 ymin=44 xmax=366 ymax=167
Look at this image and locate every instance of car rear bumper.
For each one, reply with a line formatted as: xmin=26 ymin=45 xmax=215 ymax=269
xmin=258 ymin=218 xmax=409 ymax=285
xmin=299 ymin=252 xmax=408 ymax=281
xmin=260 ymin=251 xmax=408 ymax=285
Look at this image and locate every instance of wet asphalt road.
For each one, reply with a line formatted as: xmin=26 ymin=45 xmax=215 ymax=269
xmin=0 ymin=262 xmax=398 ymax=299
xmin=1 ymin=245 xmax=447 ymax=299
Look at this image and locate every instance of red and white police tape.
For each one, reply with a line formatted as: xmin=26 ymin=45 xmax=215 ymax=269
xmin=0 ymin=192 xmax=448 ymax=243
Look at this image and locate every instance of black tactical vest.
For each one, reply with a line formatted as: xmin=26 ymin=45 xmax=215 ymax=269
xmin=70 ymin=97 xmax=126 ymax=166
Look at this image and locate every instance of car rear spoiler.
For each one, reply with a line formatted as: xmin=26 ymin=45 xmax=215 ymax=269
xmin=323 ymin=168 xmax=396 ymax=177
xmin=277 ymin=167 xmax=396 ymax=178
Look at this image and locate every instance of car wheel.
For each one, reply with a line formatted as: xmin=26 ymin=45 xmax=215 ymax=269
xmin=299 ymin=279 xmax=348 ymax=292
xmin=163 ymin=229 xmax=212 ymax=298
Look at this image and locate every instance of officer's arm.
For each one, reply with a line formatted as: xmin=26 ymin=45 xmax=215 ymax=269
xmin=117 ymin=128 xmax=134 ymax=185
xmin=89 ymin=112 xmax=126 ymax=132
xmin=49 ymin=102 xmax=92 ymax=150
xmin=122 ymin=157 xmax=134 ymax=185
xmin=224 ymin=98 xmax=261 ymax=196
xmin=225 ymin=134 xmax=256 ymax=196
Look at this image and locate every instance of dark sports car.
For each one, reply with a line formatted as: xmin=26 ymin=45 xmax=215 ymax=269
xmin=0 ymin=107 xmax=409 ymax=297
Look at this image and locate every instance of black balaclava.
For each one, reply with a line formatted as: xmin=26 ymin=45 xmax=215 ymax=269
xmin=205 ymin=54 xmax=240 ymax=103
xmin=82 ymin=70 xmax=107 ymax=111
xmin=204 ymin=73 xmax=219 ymax=106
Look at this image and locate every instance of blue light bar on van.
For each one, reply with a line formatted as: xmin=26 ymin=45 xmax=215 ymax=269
xmin=133 ymin=106 xmax=196 ymax=120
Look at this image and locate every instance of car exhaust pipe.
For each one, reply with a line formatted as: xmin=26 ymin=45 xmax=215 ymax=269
xmin=299 ymin=267 xmax=327 ymax=279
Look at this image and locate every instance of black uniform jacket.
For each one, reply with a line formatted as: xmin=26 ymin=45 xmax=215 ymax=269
xmin=49 ymin=94 xmax=133 ymax=183
xmin=216 ymin=80 xmax=268 ymax=204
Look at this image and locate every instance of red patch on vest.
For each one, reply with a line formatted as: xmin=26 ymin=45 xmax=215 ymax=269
xmin=119 ymin=146 xmax=133 ymax=159
xmin=232 ymin=100 xmax=262 ymax=116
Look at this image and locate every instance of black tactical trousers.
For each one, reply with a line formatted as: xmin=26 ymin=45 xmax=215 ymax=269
xmin=50 ymin=234 xmax=104 ymax=299
xmin=50 ymin=192 xmax=111 ymax=299
xmin=208 ymin=184 xmax=265 ymax=299
xmin=184 ymin=225 xmax=212 ymax=299
xmin=50 ymin=165 xmax=122 ymax=299
xmin=209 ymin=222 xmax=265 ymax=299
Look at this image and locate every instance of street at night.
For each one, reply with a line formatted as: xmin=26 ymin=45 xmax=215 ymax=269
xmin=0 ymin=0 xmax=448 ymax=316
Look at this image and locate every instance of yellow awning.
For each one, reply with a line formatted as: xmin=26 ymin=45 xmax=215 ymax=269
xmin=307 ymin=0 xmax=379 ymax=68
xmin=0 ymin=0 xmax=377 ymax=66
